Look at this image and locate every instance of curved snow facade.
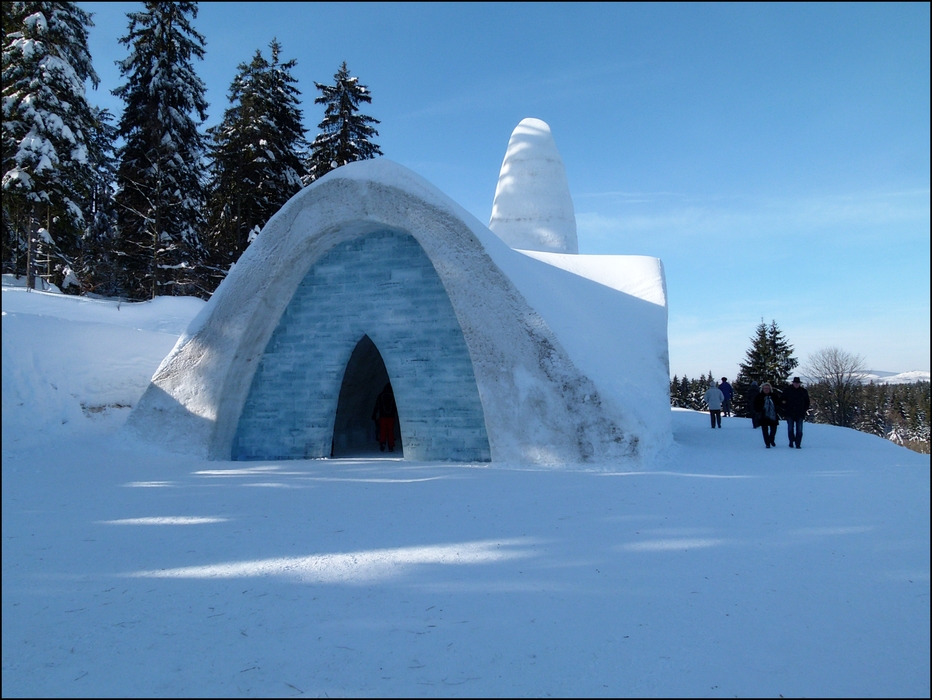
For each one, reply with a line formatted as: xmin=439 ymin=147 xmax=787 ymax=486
xmin=231 ymin=228 xmax=490 ymax=462
xmin=128 ymin=159 xmax=671 ymax=466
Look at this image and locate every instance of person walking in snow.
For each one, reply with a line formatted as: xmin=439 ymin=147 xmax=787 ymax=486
xmin=783 ymin=376 xmax=811 ymax=448
xmin=753 ymin=382 xmax=781 ymax=448
xmin=747 ymin=380 xmax=761 ymax=428
xmin=371 ymin=383 xmax=397 ymax=452
xmin=703 ymin=381 xmax=725 ymax=428
xmin=719 ymin=377 xmax=734 ymax=417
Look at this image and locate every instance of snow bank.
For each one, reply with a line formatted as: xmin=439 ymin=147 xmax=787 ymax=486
xmin=1 ymin=285 xmax=204 ymax=446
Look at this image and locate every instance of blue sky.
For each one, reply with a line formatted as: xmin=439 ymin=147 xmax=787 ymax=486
xmin=78 ymin=2 xmax=930 ymax=378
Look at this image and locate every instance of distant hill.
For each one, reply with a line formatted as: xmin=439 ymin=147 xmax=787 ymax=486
xmin=794 ymin=369 xmax=931 ymax=385
xmin=861 ymin=370 xmax=931 ymax=385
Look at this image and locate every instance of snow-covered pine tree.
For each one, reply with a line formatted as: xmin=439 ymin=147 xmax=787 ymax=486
xmin=678 ymin=375 xmax=690 ymax=408
xmin=112 ymin=1 xmax=209 ymax=300
xmin=2 ymin=1 xmax=100 ymax=291
xmin=306 ymin=61 xmax=382 ymax=183
xmin=906 ymin=381 xmax=931 ymax=453
xmin=204 ymin=39 xmax=307 ymax=288
xmin=693 ymin=372 xmax=714 ymax=410
xmin=669 ymin=375 xmax=680 ymax=407
xmin=668 ymin=375 xmax=696 ymax=409
xmin=853 ymin=381 xmax=889 ymax=440
xmin=76 ymin=106 xmax=120 ymax=296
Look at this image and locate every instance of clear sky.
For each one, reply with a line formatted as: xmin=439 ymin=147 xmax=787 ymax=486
xmin=77 ymin=2 xmax=930 ymax=378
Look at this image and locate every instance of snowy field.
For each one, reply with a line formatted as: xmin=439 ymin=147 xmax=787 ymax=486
xmin=2 ymin=283 xmax=929 ymax=698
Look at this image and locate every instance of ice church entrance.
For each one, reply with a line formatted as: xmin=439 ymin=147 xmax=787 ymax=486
xmin=230 ymin=228 xmax=492 ymax=463
xmin=331 ymin=335 xmax=401 ymax=457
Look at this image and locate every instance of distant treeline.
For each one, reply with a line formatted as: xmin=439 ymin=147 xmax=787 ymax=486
xmin=670 ymin=376 xmax=930 ymax=454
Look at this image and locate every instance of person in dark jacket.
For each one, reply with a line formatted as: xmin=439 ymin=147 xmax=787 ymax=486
xmin=782 ymin=376 xmax=811 ymax=448
xmin=372 ymin=383 xmax=397 ymax=452
xmin=747 ymin=381 xmax=761 ymax=428
xmin=719 ymin=377 xmax=734 ymax=416
xmin=753 ymin=382 xmax=781 ymax=448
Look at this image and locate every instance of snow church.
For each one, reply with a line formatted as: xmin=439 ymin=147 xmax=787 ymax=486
xmin=129 ymin=118 xmax=672 ymax=466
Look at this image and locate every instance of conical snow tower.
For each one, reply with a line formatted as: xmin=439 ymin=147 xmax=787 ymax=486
xmin=489 ymin=118 xmax=578 ymax=254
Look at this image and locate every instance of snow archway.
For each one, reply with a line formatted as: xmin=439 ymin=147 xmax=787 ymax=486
xmin=128 ymin=159 xmax=664 ymax=466
xmin=231 ymin=229 xmax=489 ymax=462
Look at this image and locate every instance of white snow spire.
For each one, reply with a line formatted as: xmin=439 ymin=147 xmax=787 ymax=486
xmin=489 ymin=118 xmax=578 ymax=254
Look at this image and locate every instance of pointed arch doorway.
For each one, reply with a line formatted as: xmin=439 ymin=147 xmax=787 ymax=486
xmin=230 ymin=228 xmax=491 ymax=462
xmin=331 ymin=335 xmax=402 ymax=457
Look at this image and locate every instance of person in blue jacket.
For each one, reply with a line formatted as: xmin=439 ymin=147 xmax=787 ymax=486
xmin=719 ymin=377 xmax=734 ymax=417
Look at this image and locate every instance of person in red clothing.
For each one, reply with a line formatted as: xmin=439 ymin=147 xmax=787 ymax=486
xmin=371 ymin=383 xmax=397 ymax=452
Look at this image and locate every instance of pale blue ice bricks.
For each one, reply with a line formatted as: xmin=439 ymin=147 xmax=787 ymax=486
xmin=232 ymin=229 xmax=491 ymax=461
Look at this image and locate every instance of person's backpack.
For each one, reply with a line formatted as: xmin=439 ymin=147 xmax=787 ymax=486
xmin=764 ymin=396 xmax=777 ymax=422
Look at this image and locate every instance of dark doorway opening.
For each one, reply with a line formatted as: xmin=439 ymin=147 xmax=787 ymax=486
xmin=332 ymin=335 xmax=402 ymax=457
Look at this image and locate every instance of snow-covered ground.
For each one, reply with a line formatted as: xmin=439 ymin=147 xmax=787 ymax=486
xmin=2 ymin=284 xmax=929 ymax=697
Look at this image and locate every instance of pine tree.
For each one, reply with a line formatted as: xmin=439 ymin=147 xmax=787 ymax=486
xmin=733 ymin=320 xmax=798 ymax=415
xmin=75 ymin=106 xmax=120 ymax=296
xmin=2 ymin=1 xmax=101 ymax=290
xmin=910 ymin=382 xmax=931 ymax=453
xmin=766 ymin=321 xmax=799 ymax=387
xmin=669 ymin=375 xmax=680 ymax=407
xmin=673 ymin=373 xmax=711 ymax=411
xmin=693 ymin=372 xmax=714 ymax=410
xmin=853 ymin=381 xmax=888 ymax=439
xmin=112 ymin=1 xmax=209 ymax=300
xmin=306 ymin=61 xmax=382 ymax=183
xmin=734 ymin=320 xmax=798 ymax=405
xmin=205 ymin=39 xmax=307 ymax=288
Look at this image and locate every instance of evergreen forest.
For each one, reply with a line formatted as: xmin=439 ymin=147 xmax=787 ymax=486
xmin=3 ymin=2 xmax=381 ymax=299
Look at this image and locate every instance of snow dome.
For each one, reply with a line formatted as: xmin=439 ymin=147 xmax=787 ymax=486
xmin=128 ymin=126 xmax=671 ymax=467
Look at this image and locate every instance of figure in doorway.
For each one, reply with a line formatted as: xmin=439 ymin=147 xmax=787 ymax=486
xmin=372 ymin=383 xmax=397 ymax=452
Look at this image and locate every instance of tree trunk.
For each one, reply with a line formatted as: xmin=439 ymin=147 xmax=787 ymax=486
xmin=26 ymin=215 xmax=36 ymax=290
xmin=46 ymin=206 xmax=52 ymax=282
